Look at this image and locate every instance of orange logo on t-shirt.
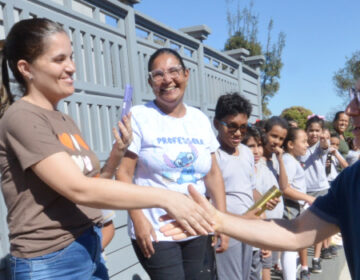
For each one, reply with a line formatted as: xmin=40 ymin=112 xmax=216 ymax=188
xmin=58 ymin=133 xmax=75 ymax=151
xmin=57 ymin=133 xmax=93 ymax=173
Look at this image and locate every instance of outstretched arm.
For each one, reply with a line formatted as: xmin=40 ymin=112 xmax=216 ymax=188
xmin=161 ymin=185 xmax=339 ymax=251
xmin=204 ymin=153 xmax=229 ymax=253
xmin=32 ymin=152 xmax=214 ymax=236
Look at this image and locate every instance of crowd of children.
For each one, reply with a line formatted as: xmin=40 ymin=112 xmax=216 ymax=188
xmin=1 ymin=18 xmax=355 ymax=280
xmin=97 ymin=92 xmax=355 ymax=280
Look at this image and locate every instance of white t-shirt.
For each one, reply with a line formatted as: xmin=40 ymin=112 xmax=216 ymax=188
xmin=282 ymin=153 xmax=307 ymax=198
xmin=346 ymin=150 xmax=360 ymax=166
xmin=325 ymin=151 xmax=345 ymax=182
xmin=254 ymin=157 xmax=284 ymax=219
xmin=127 ymin=101 xmax=219 ymax=241
xmin=215 ymin=144 xmax=255 ymax=216
xmin=299 ymin=141 xmax=330 ymax=192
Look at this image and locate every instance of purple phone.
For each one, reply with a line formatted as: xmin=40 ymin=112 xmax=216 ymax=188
xmin=121 ymin=84 xmax=133 ymax=118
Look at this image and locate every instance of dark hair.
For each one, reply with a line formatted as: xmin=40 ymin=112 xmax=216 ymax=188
xmin=215 ymin=92 xmax=252 ymax=120
xmin=346 ymin=137 xmax=355 ymax=150
xmin=148 ymin=48 xmax=186 ymax=72
xmin=0 ymin=40 xmax=12 ymax=118
xmin=242 ymin=125 xmax=265 ymax=146
xmin=330 ymin=132 xmax=340 ymax=139
xmin=264 ymin=116 xmax=289 ymax=133
xmin=2 ymin=18 xmax=65 ymax=97
xmin=283 ymin=127 xmax=302 ymax=152
xmin=254 ymin=119 xmax=266 ymax=133
xmin=332 ymin=111 xmax=346 ymax=123
xmin=305 ymin=115 xmax=324 ymax=130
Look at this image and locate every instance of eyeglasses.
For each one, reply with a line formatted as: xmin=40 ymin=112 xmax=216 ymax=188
xmin=149 ymin=65 xmax=184 ymax=83
xmin=219 ymin=121 xmax=247 ymax=134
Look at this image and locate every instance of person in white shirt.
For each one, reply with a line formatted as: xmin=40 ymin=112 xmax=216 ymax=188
xmin=278 ymin=127 xmax=315 ymax=280
xmin=116 ymin=48 xmax=227 ymax=280
xmin=300 ymin=115 xmax=330 ymax=272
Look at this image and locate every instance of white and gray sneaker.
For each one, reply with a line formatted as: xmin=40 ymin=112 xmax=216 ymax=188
xmin=300 ymin=269 xmax=311 ymax=280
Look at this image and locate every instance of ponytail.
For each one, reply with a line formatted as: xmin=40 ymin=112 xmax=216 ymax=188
xmin=0 ymin=40 xmax=13 ymax=118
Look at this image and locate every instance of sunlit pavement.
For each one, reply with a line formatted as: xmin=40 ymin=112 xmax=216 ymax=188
xmin=270 ymin=246 xmax=350 ymax=280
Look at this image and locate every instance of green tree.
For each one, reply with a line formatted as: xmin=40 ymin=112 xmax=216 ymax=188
xmin=280 ymin=106 xmax=313 ymax=130
xmin=333 ymin=51 xmax=360 ymax=99
xmin=224 ymin=0 xmax=286 ymax=117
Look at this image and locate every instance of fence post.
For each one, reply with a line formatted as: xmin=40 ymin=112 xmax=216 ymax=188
xmin=197 ymin=44 xmax=207 ymax=113
xmin=124 ymin=6 xmax=142 ymax=105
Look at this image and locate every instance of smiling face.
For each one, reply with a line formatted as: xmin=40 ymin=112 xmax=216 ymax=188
xmin=289 ymin=130 xmax=308 ymax=157
xmin=215 ymin=113 xmax=248 ymax=153
xmin=264 ymin=125 xmax=287 ymax=155
xmin=306 ymin=122 xmax=322 ymax=146
xmin=334 ymin=113 xmax=349 ymax=135
xmin=25 ymin=32 xmax=75 ymax=105
xmin=330 ymin=136 xmax=340 ymax=150
xmin=148 ymin=53 xmax=189 ymax=113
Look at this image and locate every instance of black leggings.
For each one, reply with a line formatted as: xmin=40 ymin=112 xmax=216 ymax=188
xmin=132 ymin=236 xmax=208 ymax=280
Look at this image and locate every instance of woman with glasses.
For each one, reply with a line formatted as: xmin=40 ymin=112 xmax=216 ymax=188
xmin=117 ymin=48 xmax=228 ymax=279
xmin=0 ymin=19 xmax=215 ymax=279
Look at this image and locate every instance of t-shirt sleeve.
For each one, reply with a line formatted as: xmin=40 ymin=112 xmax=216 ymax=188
xmin=208 ymin=128 xmax=219 ymax=153
xmin=283 ymin=155 xmax=296 ymax=184
xmin=202 ymin=113 xmax=219 ymax=153
xmin=5 ymin=110 xmax=64 ymax=170
xmin=127 ymin=110 xmax=142 ymax=156
xmin=101 ymin=209 xmax=116 ymax=224
xmin=309 ymin=177 xmax=340 ymax=226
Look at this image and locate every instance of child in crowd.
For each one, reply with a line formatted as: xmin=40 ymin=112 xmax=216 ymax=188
xmin=300 ymin=115 xmax=330 ymax=273
xmin=213 ymin=93 xmax=256 ymax=280
xmin=242 ymin=126 xmax=275 ymax=280
xmin=253 ymin=117 xmax=288 ymax=280
xmin=345 ymin=136 xmax=360 ymax=165
xmin=324 ymin=132 xmax=349 ymax=183
xmin=278 ymin=127 xmax=316 ymax=280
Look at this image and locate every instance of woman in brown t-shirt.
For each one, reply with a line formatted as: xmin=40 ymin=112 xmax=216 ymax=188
xmin=0 ymin=18 xmax=214 ymax=279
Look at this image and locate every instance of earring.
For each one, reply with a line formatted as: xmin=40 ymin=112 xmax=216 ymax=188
xmin=29 ymin=76 xmax=33 ymax=81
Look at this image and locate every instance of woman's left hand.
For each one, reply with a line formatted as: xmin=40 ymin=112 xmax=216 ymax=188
xmin=111 ymin=113 xmax=132 ymax=159
xmin=100 ymin=113 xmax=132 ymax=178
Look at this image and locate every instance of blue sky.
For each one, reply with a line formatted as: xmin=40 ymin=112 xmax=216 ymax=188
xmin=136 ymin=0 xmax=360 ymax=119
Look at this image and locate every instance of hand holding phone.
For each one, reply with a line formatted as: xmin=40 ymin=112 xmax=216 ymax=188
xmin=121 ymin=84 xmax=133 ymax=118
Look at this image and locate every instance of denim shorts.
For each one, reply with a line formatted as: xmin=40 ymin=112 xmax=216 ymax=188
xmin=8 ymin=226 xmax=108 ymax=280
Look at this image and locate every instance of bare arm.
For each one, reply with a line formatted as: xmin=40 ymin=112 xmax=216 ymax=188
xmin=116 ymin=151 xmax=158 ymax=258
xmin=204 ymin=153 xmax=228 ymax=252
xmin=161 ymin=186 xmax=339 ymax=251
xmin=101 ymin=221 xmax=115 ymax=249
xmin=204 ymin=153 xmax=226 ymax=213
xmin=31 ymin=152 xmax=214 ymax=235
xmin=333 ymin=150 xmax=349 ymax=169
xmin=281 ymin=185 xmax=315 ymax=205
xmin=218 ymin=209 xmax=339 ymax=251
xmin=115 ymin=152 xmax=150 ymax=230
xmin=277 ymin=151 xmax=314 ymax=205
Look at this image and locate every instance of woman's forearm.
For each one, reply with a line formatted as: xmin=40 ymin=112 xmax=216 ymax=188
xmin=217 ymin=209 xmax=338 ymax=251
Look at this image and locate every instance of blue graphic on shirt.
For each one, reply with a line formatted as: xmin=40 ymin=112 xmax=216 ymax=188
xmin=162 ymin=143 xmax=204 ymax=184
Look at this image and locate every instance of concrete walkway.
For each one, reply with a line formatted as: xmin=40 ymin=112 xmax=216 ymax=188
xmin=271 ymin=246 xmax=351 ymax=280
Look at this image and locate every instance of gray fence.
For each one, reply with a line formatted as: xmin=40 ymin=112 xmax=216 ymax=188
xmin=0 ymin=0 xmax=263 ymax=278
